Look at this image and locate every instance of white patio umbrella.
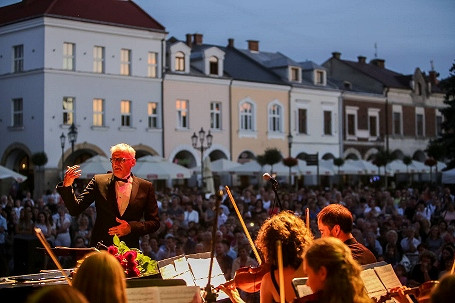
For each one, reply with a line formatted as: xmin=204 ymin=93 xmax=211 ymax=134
xmin=78 ymin=155 xmax=111 ymax=179
xmin=229 ymin=160 xmax=264 ymax=176
xmin=442 ymin=168 xmax=455 ymax=184
xmin=298 ymin=159 xmax=334 ymax=176
xmin=133 ymin=155 xmax=191 ymax=180
xmin=263 ymin=161 xmax=301 ymax=177
xmin=0 ymin=165 xmax=27 ymax=182
xmin=209 ymin=158 xmax=241 ymax=174
xmin=335 ymin=159 xmax=367 ymax=175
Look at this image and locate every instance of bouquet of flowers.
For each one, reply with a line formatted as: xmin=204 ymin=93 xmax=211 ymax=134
xmin=107 ymin=235 xmax=159 ymax=278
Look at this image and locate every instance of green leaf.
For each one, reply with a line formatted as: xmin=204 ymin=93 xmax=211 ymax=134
xmin=113 ymin=234 xmax=120 ymax=246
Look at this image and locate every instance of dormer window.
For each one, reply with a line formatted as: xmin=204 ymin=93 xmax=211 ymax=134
xmin=175 ymin=51 xmax=185 ymax=72
xmin=315 ymin=70 xmax=326 ymax=85
xmin=290 ymin=67 xmax=300 ymax=82
xmin=209 ymin=56 xmax=218 ymax=75
xmin=343 ymin=81 xmax=352 ymax=90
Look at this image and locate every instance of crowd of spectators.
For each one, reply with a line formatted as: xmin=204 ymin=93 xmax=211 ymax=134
xmin=1 ymin=182 xmax=454 ymax=291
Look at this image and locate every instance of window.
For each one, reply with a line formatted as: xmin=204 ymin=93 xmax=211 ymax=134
xmin=240 ymin=102 xmax=253 ymax=131
xmin=148 ymin=102 xmax=158 ymax=128
xmin=63 ymin=42 xmax=75 ymax=70
xmin=148 ymin=52 xmax=158 ymax=78
xmin=417 ymin=83 xmax=422 ymax=96
xmin=436 ymin=115 xmax=443 ymax=136
xmin=120 ymin=49 xmax=131 ymax=75
xmin=13 ymin=45 xmax=24 ymax=72
xmin=416 ymin=113 xmax=424 ymax=137
xmin=121 ymin=100 xmax=132 ymax=127
xmin=92 ymin=98 xmax=104 ymax=127
xmin=175 ymin=52 xmax=185 ymax=72
xmin=210 ymin=102 xmax=221 ymax=130
xmin=290 ymin=67 xmax=300 ymax=82
xmin=298 ymin=108 xmax=307 ymax=134
xmin=62 ymin=97 xmax=74 ymax=125
xmin=323 ymin=110 xmax=332 ymax=135
xmin=268 ymin=104 xmax=282 ymax=132
xmin=209 ymin=56 xmax=218 ymax=75
xmin=12 ymin=98 xmax=23 ymax=127
xmin=393 ymin=112 xmax=402 ymax=135
xmin=369 ymin=116 xmax=377 ymax=137
xmin=347 ymin=114 xmax=355 ymax=136
xmin=93 ymin=46 xmax=105 ymax=73
xmin=176 ymin=99 xmax=188 ymax=128
xmin=316 ymin=70 xmax=324 ymax=85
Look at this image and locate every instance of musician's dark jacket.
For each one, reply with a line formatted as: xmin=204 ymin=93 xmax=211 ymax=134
xmin=344 ymin=237 xmax=377 ymax=265
xmin=57 ymin=173 xmax=159 ymax=248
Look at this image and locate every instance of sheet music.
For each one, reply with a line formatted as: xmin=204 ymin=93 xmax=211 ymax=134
xmin=374 ymin=264 xmax=402 ymax=290
xmin=360 ymin=268 xmax=387 ymax=299
xmin=126 ymin=285 xmax=200 ymax=303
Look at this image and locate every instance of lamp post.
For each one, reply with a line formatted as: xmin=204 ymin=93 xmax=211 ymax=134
xmin=287 ymin=133 xmax=293 ymax=186
xmin=67 ymin=123 xmax=78 ymax=155
xmin=60 ymin=132 xmax=66 ymax=180
xmin=191 ymin=127 xmax=213 ymax=189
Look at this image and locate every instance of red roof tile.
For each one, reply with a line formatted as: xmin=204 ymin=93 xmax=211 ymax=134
xmin=0 ymin=0 xmax=165 ymax=32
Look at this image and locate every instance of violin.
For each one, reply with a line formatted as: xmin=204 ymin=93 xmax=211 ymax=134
xmin=374 ymin=280 xmax=439 ymax=303
xmin=221 ymin=263 xmax=271 ymax=293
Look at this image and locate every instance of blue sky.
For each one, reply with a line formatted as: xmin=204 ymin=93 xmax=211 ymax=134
xmin=1 ymin=0 xmax=454 ymax=78
xmin=138 ymin=0 xmax=455 ymax=79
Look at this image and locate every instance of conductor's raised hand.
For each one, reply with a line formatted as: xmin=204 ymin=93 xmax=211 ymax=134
xmin=63 ymin=165 xmax=81 ymax=187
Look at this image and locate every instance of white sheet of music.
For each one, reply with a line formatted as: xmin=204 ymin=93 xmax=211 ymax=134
xmin=126 ymin=285 xmax=200 ymax=303
xmin=374 ymin=264 xmax=402 ymax=290
xmin=360 ymin=268 xmax=387 ymax=299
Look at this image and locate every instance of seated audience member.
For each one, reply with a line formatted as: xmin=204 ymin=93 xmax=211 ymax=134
xmin=26 ymin=285 xmax=88 ymax=303
xmin=72 ymin=251 xmax=127 ymax=303
xmin=317 ymin=204 xmax=377 ymax=265
xmin=408 ymin=250 xmax=439 ymax=287
xmin=303 ymin=237 xmax=372 ymax=303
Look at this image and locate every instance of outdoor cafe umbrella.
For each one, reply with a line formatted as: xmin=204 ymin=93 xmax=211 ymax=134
xmin=78 ymin=155 xmax=111 ymax=179
xmin=0 ymin=165 xmax=27 ymax=182
xmin=133 ymin=155 xmax=191 ymax=180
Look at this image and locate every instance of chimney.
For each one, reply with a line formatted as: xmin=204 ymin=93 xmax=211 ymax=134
xmin=429 ymin=70 xmax=439 ymax=85
xmin=193 ymin=33 xmax=203 ymax=45
xmin=358 ymin=56 xmax=366 ymax=64
xmin=332 ymin=52 xmax=341 ymax=59
xmin=370 ymin=58 xmax=385 ymax=68
xmin=227 ymin=38 xmax=235 ymax=48
xmin=186 ymin=34 xmax=192 ymax=47
xmin=247 ymin=40 xmax=259 ymax=52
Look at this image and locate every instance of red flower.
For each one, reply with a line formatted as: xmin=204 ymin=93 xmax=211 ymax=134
xmin=124 ymin=250 xmax=137 ymax=262
xmin=108 ymin=246 xmax=118 ymax=255
xmin=127 ymin=267 xmax=141 ymax=277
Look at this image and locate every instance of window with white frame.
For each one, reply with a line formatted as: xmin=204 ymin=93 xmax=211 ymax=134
xmin=210 ymin=102 xmax=221 ymax=130
xmin=290 ymin=67 xmax=300 ymax=82
xmin=176 ymin=99 xmax=188 ymax=129
xmin=268 ymin=103 xmax=282 ymax=132
xmin=368 ymin=108 xmax=380 ymax=138
xmin=120 ymin=49 xmax=131 ymax=75
xmin=148 ymin=102 xmax=159 ymax=129
xmin=92 ymin=98 xmax=104 ymax=127
xmin=175 ymin=52 xmax=185 ymax=72
xmin=323 ymin=110 xmax=332 ymax=135
xmin=13 ymin=45 xmax=24 ymax=72
xmin=12 ymin=98 xmax=23 ymax=127
xmin=93 ymin=46 xmax=105 ymax=73
xmin=240 ymin=101 xmax=254 ymax=131
xmin=63 ymin=42 xmax=75 ymax=70
xmin=436 ymin=111 xmax=443 ymax=136
xmin=62 ymin=97 xmax=74 ymax=125
xmin=345 ymin=106 xmax=358 ymax=138
xmin=416 ymin=107 xmax=424 ymax=137
xmin=209 ymin=56 xmax=218 ymax=76
xmin=392 ymin=107 xmax=402 ymax=135
xmin=315 ymin=70 xmax=325 ymax=85
xmin=298 ymin=108 xmax=307 ymax=134
xmin=148 ymin=52 xmax=158 ymax=78
xmin=121 ymin=100 xmax=132 ymax=127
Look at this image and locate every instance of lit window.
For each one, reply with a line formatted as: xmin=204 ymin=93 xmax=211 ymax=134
xmin=210 ymin=102 xmax=221 ymax=130
xmin=12 ymin=98 xmax=23 ymax=127
xmin=268 ymin=104 xmax=282 ymax=132
xmin=63 ymin=42 xmax=75 ymax=70
xmin=121 ymin=100 xmax=132 ymax=127
xmin=93 ymin=46 xmax=105 ymax=73
xmin=120 ymin=49 xmax=131 ymax=75
xmin=13 ymin=45 xmax=24 ymax=72
xmin=148 ymin=102 xmax=158 ymax=128
xmin=176 ymin=99 xmax=188 ymax=128
xmin=175 ymin=52 xmax=185 ymax=71
xmin=62 ymin=97 xmax=74 ymax=125
xmin=92 ymin=98 xmax=104 ymax=126
xmin=148 ymin=52 xmax=158 ymax=78
xmin=240 ymin=102 xmax=253 ymax=131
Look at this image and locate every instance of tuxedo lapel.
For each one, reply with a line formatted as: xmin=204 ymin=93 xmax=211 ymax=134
xmin=129 ymin=176 xmax=139 ymax=207
xmin=107 ymin=174 xmax=120 ymax=217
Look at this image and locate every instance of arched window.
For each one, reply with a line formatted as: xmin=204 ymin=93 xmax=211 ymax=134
xmin=268 ymin=103 xmax=282 ymax=132
xmin=175 ymin=51 xmax=185 ymax=71
xmin=240 ymin=102 xmax=253 ymax=131
xmin=209 ymin=56 xmax=218 ymax=75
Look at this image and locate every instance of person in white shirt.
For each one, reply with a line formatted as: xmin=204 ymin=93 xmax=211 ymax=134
xmin=183 ymin=202 xmax=199 ymax=227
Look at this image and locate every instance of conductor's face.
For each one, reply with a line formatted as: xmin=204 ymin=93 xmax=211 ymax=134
xmin=111 ymin=151 xmax=136 ymax=178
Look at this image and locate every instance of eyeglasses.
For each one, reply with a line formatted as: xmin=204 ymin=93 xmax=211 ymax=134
xmin=110 ymin=157 xmax=134 ymax=164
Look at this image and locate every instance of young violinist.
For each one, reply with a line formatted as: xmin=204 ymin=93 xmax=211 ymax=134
xmin=219 ymin=210 xmax=313 ymax=303
xmin=301 ymin=237 xmax=372 ymax=303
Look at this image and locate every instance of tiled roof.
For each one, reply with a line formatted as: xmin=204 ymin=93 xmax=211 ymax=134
xmin=0 ymin=0 xmax=165 ymax=31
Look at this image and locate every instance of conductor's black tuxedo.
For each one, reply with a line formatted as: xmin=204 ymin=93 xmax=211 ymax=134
xmin=57 ymin=173 xmax=159 ymax=248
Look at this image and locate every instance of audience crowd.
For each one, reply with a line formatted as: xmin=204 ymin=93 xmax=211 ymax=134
xmin=1 ymin=182 xmax=454 ymax=292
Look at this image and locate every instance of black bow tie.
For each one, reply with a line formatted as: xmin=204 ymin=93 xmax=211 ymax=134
xmin=114 ymin=175 xmax=130 ymax=183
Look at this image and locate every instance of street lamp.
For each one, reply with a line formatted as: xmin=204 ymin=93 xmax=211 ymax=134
xmin=191 ymin=127 xmax=213 ymax=189
xmin=287 ymin=133 xmax=293 ymax=186
xmin=60 ymin=132 xmax=66 ymax=180
xmin=67 ymin=123 xmax=78 ymax=155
